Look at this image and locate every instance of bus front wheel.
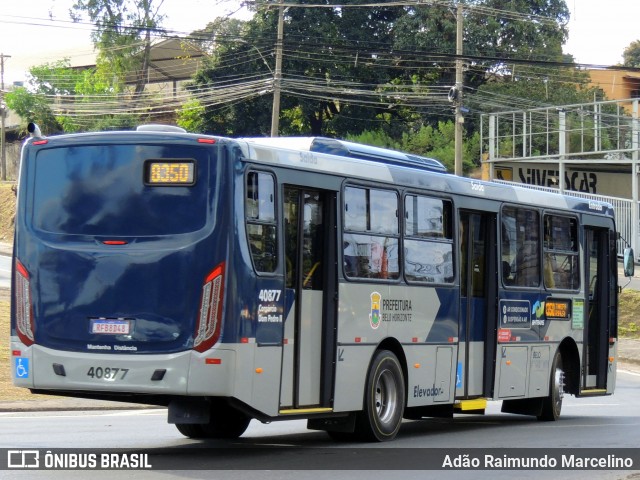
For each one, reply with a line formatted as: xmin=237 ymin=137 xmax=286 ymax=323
xmin=538 ymin=351 xmax=564 ymax=421
xmin=357 ymin=349 xmax=405 ymax=442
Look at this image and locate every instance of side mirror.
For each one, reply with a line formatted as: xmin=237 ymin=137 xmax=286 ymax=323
xmin=623 ymin=248 xmax=635 ymax=277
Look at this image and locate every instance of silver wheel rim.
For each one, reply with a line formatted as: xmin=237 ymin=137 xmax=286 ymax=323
xmin=375 ymin=369 xmax=398 ymax=424
xmin=553 ymin=366 xmax=564 ymax=414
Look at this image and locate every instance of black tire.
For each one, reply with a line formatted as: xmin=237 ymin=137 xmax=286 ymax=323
xmin=356 ymin=350 xmax=405 ymax=442
xmin=175 ymin=402 xmax=251 ymax=439
xmin=175 ymin=423 xmax=206 ymax=438
xmin=538 ymin=350 xmax=564 ymax=421
xmin=326 ymin=430 xmax=359 ymax=442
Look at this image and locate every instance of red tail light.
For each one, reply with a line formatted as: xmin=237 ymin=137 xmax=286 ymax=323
xmin=14 ymin=260 xmax=35 ymax=346
xmin=194 ymin=263 xmax=225 ymax=352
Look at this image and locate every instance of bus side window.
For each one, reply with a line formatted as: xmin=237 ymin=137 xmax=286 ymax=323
xmin=502 ymin=206 xmax=540 ymax=287
xmin=543 ymin=215 xmax=579 ymax=290
xmin=404 ymin=195 xmax=454 ymax=284
xmin=343 ymin=186 xmax=399 ymax=280
xmin=246 ymin=172 xmax=277 ymax=273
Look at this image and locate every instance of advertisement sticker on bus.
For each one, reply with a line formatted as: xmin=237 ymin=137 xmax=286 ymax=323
xmin=499 ymin=300 xmax=531 ymax=329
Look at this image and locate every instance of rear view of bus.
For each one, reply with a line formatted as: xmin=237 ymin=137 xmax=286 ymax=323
xmin=10 ymin=125 xmax=248 ymax=436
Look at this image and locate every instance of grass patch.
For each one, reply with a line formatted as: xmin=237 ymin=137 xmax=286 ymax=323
xmin=619 ymin=289 xmax=640 ymax=339
xmin=0 ymin=182 xmax=16 ymax=244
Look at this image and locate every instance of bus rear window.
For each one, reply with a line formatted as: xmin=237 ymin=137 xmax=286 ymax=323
xmin=31 ymin=144 xmax=211 ymax=236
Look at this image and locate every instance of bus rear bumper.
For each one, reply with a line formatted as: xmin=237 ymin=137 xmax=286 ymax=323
xmin=10 ymin=339 xmax=236 ymax=397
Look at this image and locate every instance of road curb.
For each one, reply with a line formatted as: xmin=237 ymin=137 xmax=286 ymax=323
xmin=0 ymin=398 xmax=165 ymax=413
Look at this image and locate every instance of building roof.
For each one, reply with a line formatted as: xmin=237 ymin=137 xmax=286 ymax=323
xmin=70 ymin=36 xmax=208 ymax=85
xmin=124 ymin=37 xmax=208 ymax=85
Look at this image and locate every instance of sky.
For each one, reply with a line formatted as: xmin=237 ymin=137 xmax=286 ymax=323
xmin=0 ymin=0 xmax=639 ymax=85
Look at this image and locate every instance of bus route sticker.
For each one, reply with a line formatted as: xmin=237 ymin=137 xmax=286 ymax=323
xmin=499 ymin=300 xmax=531 ymax=329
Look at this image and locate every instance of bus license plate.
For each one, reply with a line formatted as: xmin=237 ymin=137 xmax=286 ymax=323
xmin=91 ymin=319 xmax=131 ymax=335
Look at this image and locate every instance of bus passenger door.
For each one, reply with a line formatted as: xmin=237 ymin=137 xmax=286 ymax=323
xmin=457 ymin=211 xmax=498 ymax=399
xmin=280 ymin=187 xmax=337 ymax=410
xmin=583 ymin=228 xmax=611 ymax=391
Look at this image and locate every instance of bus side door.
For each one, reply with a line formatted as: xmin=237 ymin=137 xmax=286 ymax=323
xmin=457 ymin=211 xmax=498 ymax=398
xmin=280 ymin=187 xmax=337 ymax=410
xmin=583 ymin=226 xmax=614 ymax=392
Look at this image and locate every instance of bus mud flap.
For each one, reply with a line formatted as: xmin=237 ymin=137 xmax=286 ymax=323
xmin=168 ymin=398 xmax=211 ymax=424
xmin=307 ymin=413 xmax=356 ymax=433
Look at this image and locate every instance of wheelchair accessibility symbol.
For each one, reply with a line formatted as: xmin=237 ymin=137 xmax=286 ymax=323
xmin=15 ymin=358 xmax=29 ymax=379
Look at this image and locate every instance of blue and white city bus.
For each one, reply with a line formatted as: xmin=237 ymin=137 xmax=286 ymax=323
xmin=11 ymin=124 xmax=631 ymax=441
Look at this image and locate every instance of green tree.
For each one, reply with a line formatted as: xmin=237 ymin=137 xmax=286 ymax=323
xmin=392 ymin=0 xmax=568 ymax=90
xmin=6 ymin=0 xmax=167 ymax=134
xmin=5 ymin=87 xmax=61 ymax=135
xmin=186 ymin=2 xmax=409 ymax=137
xmin=176 ymin=99 xmax=207 ymax=132
xmin=182 ymin=0 xmax=592 ymax=171
xmin=188 ymin=18 xmax=248 ymax=54
xmin=6 ymin=59 xmax=138 ymax=133
xmin=623 ymin=40 xmax=640 ymax=68
xmin=70 ymin=0 xmax=165 ymax=94
xmin=348 ymin=122 xmax=480 ymax=174
xmin=5 ymin=59 xmax=84 ymax=134
xmin=186 ymin=0 xmax=580 ymax=154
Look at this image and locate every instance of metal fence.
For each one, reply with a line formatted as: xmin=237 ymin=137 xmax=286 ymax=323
xmin=481 ymin=99 xmax=640 ymax=164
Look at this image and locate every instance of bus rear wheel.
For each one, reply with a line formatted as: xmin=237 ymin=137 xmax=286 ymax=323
xmin=175 ymin=402 xmax=251 ymax=439
xmin=356 ymin=349 xmax=405 ymax=442
xmin=538 ymin=351 xmax=564 ymax=421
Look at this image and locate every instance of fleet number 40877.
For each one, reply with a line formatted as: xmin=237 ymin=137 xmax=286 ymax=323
xmin=258 ymin=289 xmax=282 ymax=302
xmin=87 ymin=367 xmax=129 ymax=381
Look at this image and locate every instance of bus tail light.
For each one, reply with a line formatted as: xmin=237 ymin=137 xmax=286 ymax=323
xmin=14 ymin=260 xmax=35 ymax=346
xmin=194 ymin=262 xmax=225 ymax=352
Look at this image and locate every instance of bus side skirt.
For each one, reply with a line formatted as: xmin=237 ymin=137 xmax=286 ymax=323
xmin=501 ymin=397 xmax=544 ymax=416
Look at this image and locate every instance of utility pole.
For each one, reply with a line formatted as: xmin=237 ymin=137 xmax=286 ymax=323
xmin=0 ymin=53 xmax=11 ymax=182
xmin=270 ymin=0 xmax=284 ymax=137
xmin=454 ymin=3 xmax=464 ymax=177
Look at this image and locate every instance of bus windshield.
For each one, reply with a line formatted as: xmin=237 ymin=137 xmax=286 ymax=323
xmin=31 ymin=144 xmax=211 ymax=236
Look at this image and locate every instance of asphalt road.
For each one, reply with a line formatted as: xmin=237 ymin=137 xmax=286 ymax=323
xmin=1 ymin=370 xmax=640 ymax=479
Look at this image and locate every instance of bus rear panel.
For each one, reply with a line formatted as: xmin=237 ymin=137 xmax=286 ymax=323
xmin=12 ymin=132 xmax=235 ymax=397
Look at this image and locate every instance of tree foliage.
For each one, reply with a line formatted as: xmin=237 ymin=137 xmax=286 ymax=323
xmin=623 ymin=40 xmax=640 ymax=68
xmin=348 ymin=122 xmax=481 ymax=173
xmin=184 ymin=0 xmax=576 ymax=172
xmin=7 ymin=0 xmax=168 ymax=133
xmin=5 ymin=87 xmax=62 ymax=135
xmin=5 ymin=59 xmax=138 ymax=133
xmin=13 ymin=0 xmax=590 ymax=174
xmin=70 ymin=0 xmax=165 ymax=94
